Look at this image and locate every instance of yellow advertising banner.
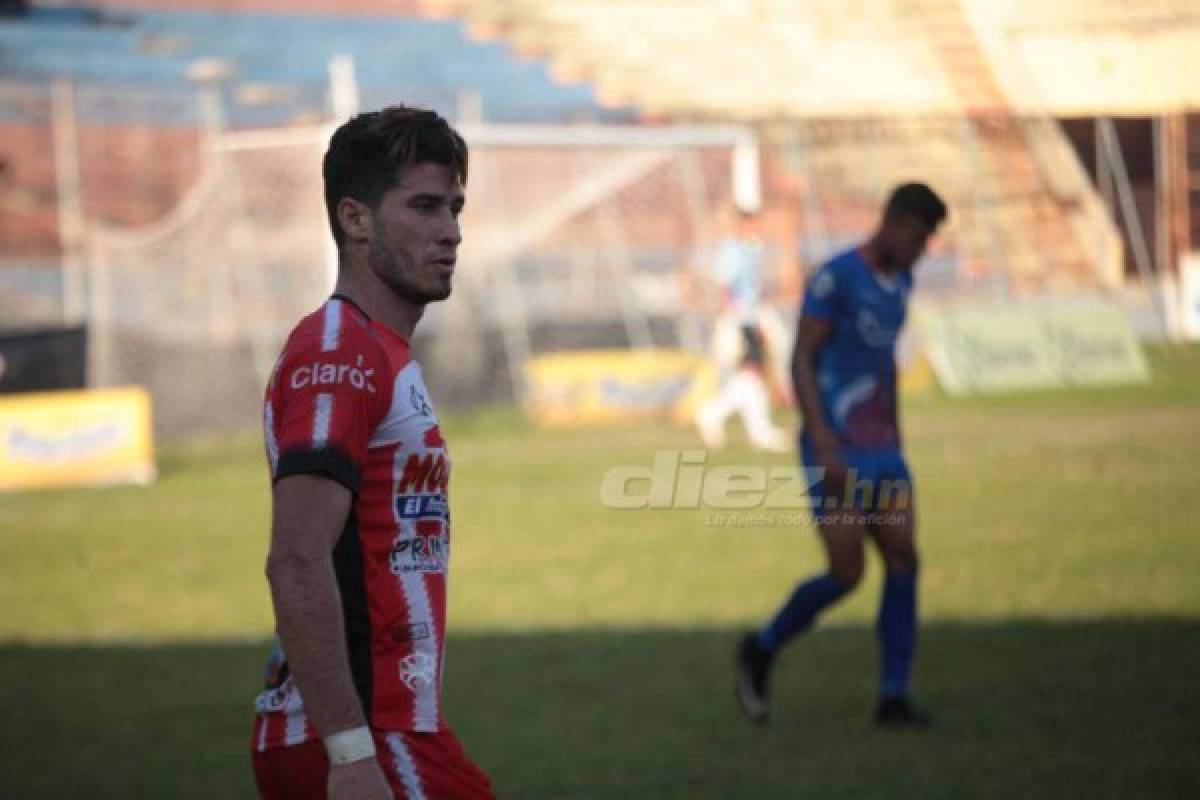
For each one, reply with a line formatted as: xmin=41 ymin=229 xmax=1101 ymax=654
xmin=524 ymin=349 xmax=718 ymax=428
xmin=0 ymin=388 xmax=156 ymax=490
xmin=525 ymin=347 xmax=933 ymax=429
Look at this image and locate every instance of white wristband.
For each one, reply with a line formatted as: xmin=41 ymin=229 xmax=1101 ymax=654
xmin=324 ymin=726 xmax=376 ymax=765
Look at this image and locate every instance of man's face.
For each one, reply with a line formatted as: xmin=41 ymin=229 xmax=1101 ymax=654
xmin=881 ymin=214 xmax=935 ymax=271
xmin=366 ymin=162 xmax=465 ymax=306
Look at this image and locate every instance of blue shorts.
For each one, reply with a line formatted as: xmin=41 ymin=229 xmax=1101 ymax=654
xmin=800 ymin=436 xmax=913 ymax=516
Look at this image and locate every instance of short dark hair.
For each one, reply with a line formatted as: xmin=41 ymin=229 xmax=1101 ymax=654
xmin=883 ymin=182 xmax=947 ymax=229
xmin=322 ymin=105 xmax=469 ymax=246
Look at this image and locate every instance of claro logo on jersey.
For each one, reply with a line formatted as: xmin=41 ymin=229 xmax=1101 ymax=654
xmin=289 ymin=355 xmax=376 ymax=393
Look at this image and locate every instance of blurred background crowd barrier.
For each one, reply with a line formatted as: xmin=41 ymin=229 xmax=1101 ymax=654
xmin=1 ymin=0 xmax=1197 ymax=441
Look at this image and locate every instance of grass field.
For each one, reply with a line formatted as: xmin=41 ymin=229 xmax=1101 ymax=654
xmin=2 ymin=346 xmax=1199 ymax=798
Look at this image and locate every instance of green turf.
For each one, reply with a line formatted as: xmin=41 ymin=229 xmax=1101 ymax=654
xmin=2 ymin=345 xmax=1199 ymax=798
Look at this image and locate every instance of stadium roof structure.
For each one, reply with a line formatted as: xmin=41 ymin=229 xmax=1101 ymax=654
xmin=55 ymin=0 xmax=1200 ymax=118
xmin=416 ymin=0 xmax=1200 ymax=119
xmin=965 ymin=0 xmax=1200 ymax=116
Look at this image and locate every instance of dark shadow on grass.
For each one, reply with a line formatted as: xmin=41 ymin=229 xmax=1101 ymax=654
xmin=2 ymin=618 xmax=1198 ymax=800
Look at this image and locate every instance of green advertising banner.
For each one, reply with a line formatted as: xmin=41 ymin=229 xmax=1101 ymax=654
xmin=923 ymin=303 xmax=1149 ymax=395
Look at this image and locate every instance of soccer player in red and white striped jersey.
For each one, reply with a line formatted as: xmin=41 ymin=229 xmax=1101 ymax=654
xmin=250 ymin=107 xmax=494 ymax=800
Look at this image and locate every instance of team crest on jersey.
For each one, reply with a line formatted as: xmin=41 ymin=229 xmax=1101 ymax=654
xmin=810 ymin=271 xmax=835 ymax=299
xmin=398 ymin=652 xmax=437 ymax=691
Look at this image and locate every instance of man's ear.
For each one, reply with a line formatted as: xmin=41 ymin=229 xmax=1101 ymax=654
xmin=337 ymin=197 xmax=372 ymax=244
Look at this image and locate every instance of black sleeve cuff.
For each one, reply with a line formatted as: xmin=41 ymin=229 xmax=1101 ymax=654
xmin=275 ymin=447 xmax=361 ymax=494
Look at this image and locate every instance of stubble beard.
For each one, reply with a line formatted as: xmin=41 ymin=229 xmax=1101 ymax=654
xmin=369 ymin=240 xmax=453 ymax=307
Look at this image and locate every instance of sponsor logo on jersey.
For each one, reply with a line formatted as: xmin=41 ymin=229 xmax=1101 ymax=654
xmin=398 ymin=453 xmax=449 ymax=494
xmin=254 ymin=680 xmax=300 ymax=714
xmin=389 ymin=525 xmax=447 ymax=574
xmin=856 ymin=309 xmax=899 ymax=348
xmin=395 ymin=493 xmax=449 ymax=521
xmin=391 ymin=622 xmax=431 ymax=643
xmin=398 ymin=652 xmax=437 ymax=691
xmin=289 ymin=355 xmax=376 ymax=393
xmin=410 ymin=384 xmax=432 ymax=416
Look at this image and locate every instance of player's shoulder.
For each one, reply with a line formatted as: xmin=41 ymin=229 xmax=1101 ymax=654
xmin=270 ymin=297 xmax=395 ymax=402
xmin=822 ymin=248 xmax=872 ymax=291
xmin=821 ymin=247 xmax=865 ymax=278
xmin=281 ymin=296 xmax=386 ymax=363
xmin=807 ymin=248 xmax=854 ymax=300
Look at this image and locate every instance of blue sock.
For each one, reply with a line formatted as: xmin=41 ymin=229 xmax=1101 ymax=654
xmin=757 ymin=573 xmax=851 ymax=653
xmin=877 ymin=568 xmax=918 ymax=699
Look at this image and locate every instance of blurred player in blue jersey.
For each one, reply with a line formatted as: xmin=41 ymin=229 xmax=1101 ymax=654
xmin=736 ymin=183 xmax=947 ymax=727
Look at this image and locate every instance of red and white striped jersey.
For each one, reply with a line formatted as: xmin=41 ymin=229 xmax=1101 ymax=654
xmin=252 ymin=296 xmax=453 ymax=751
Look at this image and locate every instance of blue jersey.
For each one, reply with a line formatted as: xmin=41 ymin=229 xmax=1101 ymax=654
xmin=801 ymin=248 xmax=911 ymax=450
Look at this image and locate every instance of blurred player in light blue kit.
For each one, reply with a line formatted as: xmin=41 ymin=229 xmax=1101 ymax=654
xmin=736 ymin=183 xmax=947 ymax=726
xmin=695 ymin=208 xmax=790 ymax=453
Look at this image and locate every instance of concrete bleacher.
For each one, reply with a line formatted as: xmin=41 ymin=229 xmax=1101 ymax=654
xmin=0 ymin=4 xmax=626 ymax=125
xmin=0 ymin=2 xmax=630 ymax=261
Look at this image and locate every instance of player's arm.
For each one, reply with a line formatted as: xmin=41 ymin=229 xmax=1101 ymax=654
xmin=265 ymin=320 xmax=393 ymax=798
xmin=266 ymin=474 xmax=360 ymax=735
xmin=792 ymin=268 xmax=848 ymax=480
xmin=791 ymin=316 xmax=837 ymax=448
xmin=267 ymin=475 xmax=393 ymax=799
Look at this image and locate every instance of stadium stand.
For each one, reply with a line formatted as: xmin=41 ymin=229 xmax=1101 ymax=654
xmin=0 ymin=4 xmax=623 ymax=125
xmin=424 ymin=0 xmax=1199 ymax=291
xmin=2 ymin=0 xmax=1195 ymax=431
xmin=0 ymin=2 xmax=628 ymax=259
